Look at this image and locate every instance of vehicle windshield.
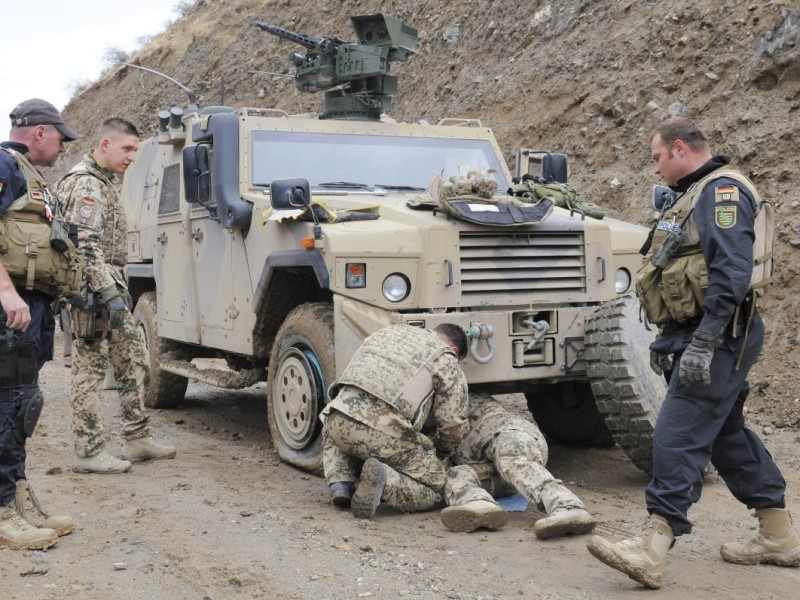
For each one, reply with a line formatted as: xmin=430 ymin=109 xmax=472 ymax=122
xmin=250 ymin=130 xmax=509 ymax=191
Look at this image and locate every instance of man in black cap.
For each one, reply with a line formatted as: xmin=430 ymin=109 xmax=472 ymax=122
xmin=0 ymin=98 xmax=81 ymax=550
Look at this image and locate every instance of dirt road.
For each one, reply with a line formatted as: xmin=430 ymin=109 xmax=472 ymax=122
xmin=3 ymin=338 xmax=800 ymax=599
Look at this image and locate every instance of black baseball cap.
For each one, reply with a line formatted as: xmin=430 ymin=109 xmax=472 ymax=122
xmin=9 ymin=98 xmax=80 ymax=141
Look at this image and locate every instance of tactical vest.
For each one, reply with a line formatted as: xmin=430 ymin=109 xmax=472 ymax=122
xmin=636 ymin=168 xmax=773 ymax=326
xmin=0 ymin=148 xmax=84 ymax=299
xmin=331 ymin=326 xmax=454 ymax=426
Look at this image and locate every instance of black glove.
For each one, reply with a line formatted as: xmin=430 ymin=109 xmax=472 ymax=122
xmin=649 ymin=350 xmax=673 ymax=375
xmin=679 ymin=329 xmax=723 ymax=386
xmin=106 ymin=295 xmax=127 ymax=330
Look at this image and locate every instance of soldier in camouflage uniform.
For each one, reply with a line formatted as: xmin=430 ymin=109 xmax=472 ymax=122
xmin=57 ymin=118 xmax=176 ymax=474
xmin=322 ymin=324 xmax=507 ymax=533
xmin=362 ymin=392 xmax=596 ymax=539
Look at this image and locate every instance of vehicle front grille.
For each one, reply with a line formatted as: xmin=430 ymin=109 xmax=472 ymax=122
xmin=459 ymin=231 xmax=586 ymax=299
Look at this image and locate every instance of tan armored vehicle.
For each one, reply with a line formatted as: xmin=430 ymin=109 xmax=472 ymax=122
xmin=121 ymin=14 xmax=666 ymax=474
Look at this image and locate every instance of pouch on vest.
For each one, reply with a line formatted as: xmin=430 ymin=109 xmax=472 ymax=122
xmin=635 ymin=260 xmax=671 ymax=325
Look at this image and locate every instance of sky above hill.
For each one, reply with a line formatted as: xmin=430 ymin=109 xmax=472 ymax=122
xmin=1 ymin=0 xmax=181 ymax=136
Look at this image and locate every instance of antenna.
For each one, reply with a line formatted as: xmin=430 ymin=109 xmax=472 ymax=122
xmin=116 ymin=62 xmax=199 ymax=112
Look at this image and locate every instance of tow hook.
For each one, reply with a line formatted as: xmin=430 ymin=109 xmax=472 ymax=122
xmin=465 ymin=323 xmax=495 ymax=364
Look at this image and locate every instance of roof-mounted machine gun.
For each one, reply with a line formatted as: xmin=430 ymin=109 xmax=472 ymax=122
xmin=252 ymin=13 xmax=419 ymax=121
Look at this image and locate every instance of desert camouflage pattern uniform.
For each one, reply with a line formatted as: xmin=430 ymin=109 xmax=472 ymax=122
xmin=322 ymin=326 xmax=494 ymax=507
xmin=56 ymin=151 xmax=149 ymax=457
xmin=377 ymin=393 xmax=588 ymax=513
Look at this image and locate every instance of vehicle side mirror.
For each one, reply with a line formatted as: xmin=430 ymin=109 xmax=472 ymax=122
xmin=182 ymin=144 xmax=211 ymax=204
xmin=270 ymin=178 xmax=311 ymax=210
xmin=541 ymin=153 xmax=568 ymax=184
xmin=652 ymin=184 xmax=676 ymax=212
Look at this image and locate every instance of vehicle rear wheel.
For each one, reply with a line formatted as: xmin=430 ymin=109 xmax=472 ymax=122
xmin=525 ymin=381 xmax=614 ymax=447
xmin=584 ymin=293 xmax=667 ymax=475
xmin=132 ymin=291 xmax=189 ymax=408
xmin=267 ymin=302 xmax=335 ymax=475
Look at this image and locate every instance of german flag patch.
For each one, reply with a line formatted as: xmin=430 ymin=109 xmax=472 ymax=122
xmin=715 ymin=185 xmax=739 ymax=203
xmin=29 ymin=190 xmax=44 ymax=200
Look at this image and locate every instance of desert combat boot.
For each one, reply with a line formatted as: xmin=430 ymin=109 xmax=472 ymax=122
xmin=720 ymin=508 xmax=800 ymax=567
xmin=351 ymin=458 xmax=387 ymax=519
xmin=121 ymin=436 xmax=177 ymax=463
xmin=0 ymin=503 xmax=58 ymax=550
xmin=440 ymin=499 xmax=508 ymax=533
xmin=72 ymin=449 xmax=132 ymax=474
xmin=586 ymin=514 xmax=674 ymax=589
xmin=15 ymin=480 xmax=75 ymax=536
xmin=534 ymin=482 xmax=596 ymax=539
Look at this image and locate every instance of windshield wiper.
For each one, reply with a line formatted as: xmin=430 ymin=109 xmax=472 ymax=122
xmin=373 ymin=184 xmax=426 ymax=191
xmin=317 ymin=181 xmax=372 ymax=189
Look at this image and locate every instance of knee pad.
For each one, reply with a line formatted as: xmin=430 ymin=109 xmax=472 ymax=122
xmin=14 ymin=388 xmax=44 ymax=444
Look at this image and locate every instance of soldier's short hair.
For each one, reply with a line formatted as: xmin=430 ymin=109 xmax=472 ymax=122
xmin=98 ymin=117 xmax=139 ymax=142
xmin=655 ymin=117 xmax=709 ymax=153
xmin=434 ymin=323 xmax=468 ymax=360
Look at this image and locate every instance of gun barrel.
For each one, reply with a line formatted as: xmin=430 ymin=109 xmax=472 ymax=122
xmin=252 ymin=21 xmax=320 ymax=49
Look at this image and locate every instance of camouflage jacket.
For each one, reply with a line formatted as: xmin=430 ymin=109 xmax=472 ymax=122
xmin=323 ymin=326 xmax=469 ymax=453
xmin=57 ymin=151 xmax=128 ymax=293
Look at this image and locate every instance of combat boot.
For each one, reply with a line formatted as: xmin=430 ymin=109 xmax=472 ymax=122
xmin=0 ymin=503 xmax=58 ymax=550
xmin=720 ymin=508 xmax=800 ymax=566
xmin=534 ymin=482 xmax=596 ymax=540
xmin=351 ymin=458 xmax=387 ymax=519
xmin=72 ymin=450 xmax=132 ymax=474
xmin=329 ymin=482 xmax=355 ymax=507
xmin=534 ymin=506 xmax=596 ymax=540
xmin=440 ymin=499 xmax=508 ymax=533
xmin=121 ymin=436 xmax=177 ymax=463
xmin=586 ymin=514 xmax=674 ymax=589
xmin=15 ymin=480 xmax=75 ymax=536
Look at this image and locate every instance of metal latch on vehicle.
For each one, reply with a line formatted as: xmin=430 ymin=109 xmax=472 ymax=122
xmin=465 ymin=323 xmax=495 ymax=364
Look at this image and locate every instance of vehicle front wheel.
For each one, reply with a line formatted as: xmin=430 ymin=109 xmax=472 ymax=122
xmin=584 ymin=293 xmax=667 ymax=475
xmin=267 ymin=302 xmax=335 ymax=475
xmin=132 ymin=291 xmax=189 ymax=408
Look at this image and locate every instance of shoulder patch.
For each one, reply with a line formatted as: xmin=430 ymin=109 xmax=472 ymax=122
xmin=715 ymin=185 xmax=739 ymax=203
xmin=715 ymin=205 xmax=737 ymax=229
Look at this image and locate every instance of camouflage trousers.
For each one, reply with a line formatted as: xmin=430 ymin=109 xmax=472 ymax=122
xmin=323 ymin=410 xmax=493 ymax=510
xmin=71 ymin=307 xmax=149 ymax=457
xmin=457 ymin=427 xmax=586 ymax=513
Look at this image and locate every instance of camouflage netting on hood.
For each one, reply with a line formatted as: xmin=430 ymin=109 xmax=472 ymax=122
xmin=407 ymin=170 xmax=553 ymax=227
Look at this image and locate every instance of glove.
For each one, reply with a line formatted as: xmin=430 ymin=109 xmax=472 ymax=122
xmin=679 ymin=329 xmax=723 ymax=386
xmin=649 ymin=350 xmax=673 ymax=375
xmin=106 ymin=295 xmax=127 ymax=330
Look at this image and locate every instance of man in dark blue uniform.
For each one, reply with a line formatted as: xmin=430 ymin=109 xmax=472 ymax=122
xmin=587 ymin=117 xmax=799 ymax=589
xmin=1 ymin=98 xmax=80 ymax=550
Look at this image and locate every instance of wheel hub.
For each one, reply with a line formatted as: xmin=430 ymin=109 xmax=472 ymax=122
xmin=272 ymin=347 xmax=321 ymax=450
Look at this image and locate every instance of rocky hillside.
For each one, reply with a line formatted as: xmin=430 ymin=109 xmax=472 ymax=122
xmin=56 ymin=0 xmax=800 ymax=427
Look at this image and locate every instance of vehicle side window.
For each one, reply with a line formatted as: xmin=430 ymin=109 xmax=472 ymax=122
xmin=158 ymin=163 xmax=181 ymax=214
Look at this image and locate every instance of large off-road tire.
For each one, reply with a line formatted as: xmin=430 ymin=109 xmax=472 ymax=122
xmin=267 ymin=302 xmax=335 ymax=475
xmin=132 ymin=291 xmax=189 ymax=408
xmin=584 ymin=293 xmax=667 ymax=474
xmin=525 ymin=381 xmax=615 ymax=447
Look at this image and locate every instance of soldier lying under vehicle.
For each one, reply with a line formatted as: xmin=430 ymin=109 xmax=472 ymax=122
xmin=323 ymin=341 xmax=596 ymax=539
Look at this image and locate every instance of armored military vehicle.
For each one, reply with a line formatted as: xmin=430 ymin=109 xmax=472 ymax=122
xmin=120 ymin=14 xmax=665 ymax=474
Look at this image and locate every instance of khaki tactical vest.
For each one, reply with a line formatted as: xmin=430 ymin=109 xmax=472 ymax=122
xmin=636 ymin=167 xmax=774 ymax=326
xmin=0 ymin=147 xmax=84 ymax=299
xmin=331 ymin=326 xmax=454 ymax=426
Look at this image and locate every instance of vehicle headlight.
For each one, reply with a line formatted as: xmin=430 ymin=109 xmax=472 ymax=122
xmin=615 ymin=268 xmax=632 ymax=294
xmin=382 ymin=273 xmax=410 ymax=302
